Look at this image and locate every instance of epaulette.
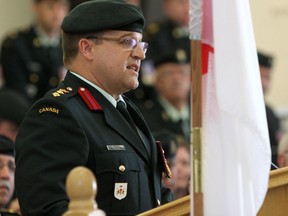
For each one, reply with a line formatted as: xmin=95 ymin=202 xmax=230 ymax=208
xmin=144 ymin=23 xmax=160 ymax=41
xmin=37 ymin=87 xmax=74 ymax=115
xmin=20 ymin=25 xmax=30 ymax=34
xmin=146 ymin=22 xmax=160 ymax=35
xmin=52 ymin=87 xmax=74 ymax=97
xmin=78 ymin=87 xmax=102 ymax=111
xmin=7 ymin=31 xmax=18 ymax=40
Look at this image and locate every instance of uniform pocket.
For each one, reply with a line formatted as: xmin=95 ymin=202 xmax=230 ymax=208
xmin=94 ymin=152 xmax=142 ymax=215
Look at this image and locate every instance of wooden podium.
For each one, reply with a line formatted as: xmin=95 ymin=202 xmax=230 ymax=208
xmin=137 ymin=167 xmax=288 ymax=216
xmin=257 ymin=166 xmax=288 ymax=216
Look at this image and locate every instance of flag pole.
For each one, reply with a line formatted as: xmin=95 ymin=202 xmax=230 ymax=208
xmin=191 ymin=39 xmax=203 ymax=216
xmin=189 ymin=0 xmax=203 ymax=215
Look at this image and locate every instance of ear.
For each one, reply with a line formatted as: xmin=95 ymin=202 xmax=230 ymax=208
xmin=78 ymin=39 xmax=94 ymax=61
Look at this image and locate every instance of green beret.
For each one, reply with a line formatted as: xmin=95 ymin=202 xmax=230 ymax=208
xmin=154 ymin=49 xmax=189 ymax=68
xmin=0 ymin=135 xmax=14 ymax=157
xmin=0 ymin=89 xmax=31 ymax=126
xmin=61 ymin=0 xmax=145 ymax=34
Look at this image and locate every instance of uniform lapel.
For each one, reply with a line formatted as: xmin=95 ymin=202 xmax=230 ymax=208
xmin=63 ymin=72 xmax=150 ymax=163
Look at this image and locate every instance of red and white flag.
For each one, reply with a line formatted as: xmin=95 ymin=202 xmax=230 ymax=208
xmin=189 ymin=0 xmax=271 ymax=215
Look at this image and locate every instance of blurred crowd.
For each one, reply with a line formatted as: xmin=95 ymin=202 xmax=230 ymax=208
xmin=0 ymin=0 xmax=287 ymax=215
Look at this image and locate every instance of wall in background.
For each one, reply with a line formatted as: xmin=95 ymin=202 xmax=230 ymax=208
xmin=251 ymin=0 xmax=288 ymax=131
xmin=0 ymin=0 xmax=32 ymax=43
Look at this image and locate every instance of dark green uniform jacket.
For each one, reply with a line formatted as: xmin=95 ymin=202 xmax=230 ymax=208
xmin=15 ymin=72 xmax=172 ymax=216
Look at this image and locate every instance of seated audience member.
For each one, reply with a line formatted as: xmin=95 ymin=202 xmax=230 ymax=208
xmin=277 ymin=133 xmax=288 ymax=168
xmin=0 ymin=89 xmax=31 ymax=142
xmin=0 ymin=136 xmax=20 ymax=216
xmin=0 ymin=0 xmax=70 ymax=103
xmin=137 ymin=51 xmax=191 ymax=143
xmin=257 ymin=51 xmax=282 ymax=169
xmin=170 ymin=143 xmax=190 ymax=200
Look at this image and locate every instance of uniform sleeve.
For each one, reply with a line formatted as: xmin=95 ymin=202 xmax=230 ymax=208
xmin=15 ymin=98 xmax=89 ymax=216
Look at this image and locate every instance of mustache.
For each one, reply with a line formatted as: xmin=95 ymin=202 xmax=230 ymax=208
xmin=0 ymin=180 xmax=12 ymax=191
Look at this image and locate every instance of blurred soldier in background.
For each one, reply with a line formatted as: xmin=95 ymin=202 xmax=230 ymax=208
xmin=258 ymin=51 xmax=282 ymax=169
xmin=0 ymin=0 xmax=70 ymax=103
xmin=137 ymin=51 xmax=191 ymax=143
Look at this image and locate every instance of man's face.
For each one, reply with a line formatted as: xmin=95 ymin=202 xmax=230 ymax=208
xmin=0 ymin=120 xmax=18 ymax=142
xmin=86 ymin=30 xmax=146 ymax=98
xmin=164 ymin=0 xmax=190 ymax=26
xmin=0 ymin=155 xmax=15 ymax=207
xmin=259 ymin=66 xmax=272 ymax=95
xmin=155 ymin=63 xmax=190 ymax=105
xmin=33 ymin=0 xmax=69 ymax=33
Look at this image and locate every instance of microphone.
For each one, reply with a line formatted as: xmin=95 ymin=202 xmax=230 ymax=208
xmin=271 ymin=162 xmax=279 ymax=169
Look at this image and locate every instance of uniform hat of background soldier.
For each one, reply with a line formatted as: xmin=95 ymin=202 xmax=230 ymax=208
xmin=154 ymin=49 xmax=189 ymax=68
xmin=61 ymin=0 xmax=145 ymax=34
xmin=257 ymin=51 xmax=273 ymax=68
xmin=0 ymin=135 xmax=15 ymax=157
xmin=0 ymin=89 xmax=31 ymax=126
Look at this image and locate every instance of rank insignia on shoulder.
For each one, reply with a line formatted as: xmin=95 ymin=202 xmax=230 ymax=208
xmin=114 ymin=183 xmax=128 ymax=200
xmin=52 ymin=87 xmax=73 ymax=97
xmin=78 ymin=87 xmax=102 ymax=111
xmin=39 ymin=107 xmax=59 ymax=114
xmin=156 ymin=141 xmax=172 ymax=178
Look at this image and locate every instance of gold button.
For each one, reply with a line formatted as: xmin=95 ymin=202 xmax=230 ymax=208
xmin=119 ymin=165 xmax=125 ymax=172
xmin=157 ymin=199 xmax=161 ymax=206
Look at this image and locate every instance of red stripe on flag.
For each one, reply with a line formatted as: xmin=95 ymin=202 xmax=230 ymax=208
xmin=202 ymin=43 xmax=214 ymax=74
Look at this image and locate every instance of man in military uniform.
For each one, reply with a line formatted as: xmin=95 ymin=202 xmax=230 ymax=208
xmin=136 ymin=51 xmax=191 ymax=143
xmin=0 ymin=136 xmax=20 ymax=216
xmin=127 ymin=0 xmax=190 ymax=103
xmin=15 ymin=1 xmax=173 ymax=216
xmin=0 ymin=0 xmax=70 ymax=103
xmin=257 ymin=51 xmax=282 ymax=170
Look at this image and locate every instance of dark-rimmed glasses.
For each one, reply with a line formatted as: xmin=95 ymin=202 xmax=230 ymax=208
xmin=86 ymin=36 xmax=148 ymax=53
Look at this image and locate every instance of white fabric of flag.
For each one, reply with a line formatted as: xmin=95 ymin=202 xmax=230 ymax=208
xmin=189 ymin=0 xmax=272 ymax=215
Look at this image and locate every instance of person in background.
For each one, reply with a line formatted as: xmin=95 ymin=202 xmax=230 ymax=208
xmin=170 ymin=143 xmax=190 ymax=200
xmin=258 ymin=51 xmax=282 ymax=169
xmin=0 ymin=89 xmax=30 ymax=215
xmin=126 ymin=0 xmax=190 ymax=103
xmin=0 ymin=0 xmax=70 ymax=103
xmin=137 ymin=51 xmax=191 ymax=143
xmin=0 ymin=136 xmax=20 ymax=216
xmin=15 ymin=1 xmax=173 ymax=216
xmin=0 ymin=89 xmax=31 ymax=142
xmin=277 ymin=133 xmax=288 ymax=168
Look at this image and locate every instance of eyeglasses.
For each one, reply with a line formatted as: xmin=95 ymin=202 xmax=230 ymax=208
xmin=86 ymin=36 xmax=149 ymax=53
